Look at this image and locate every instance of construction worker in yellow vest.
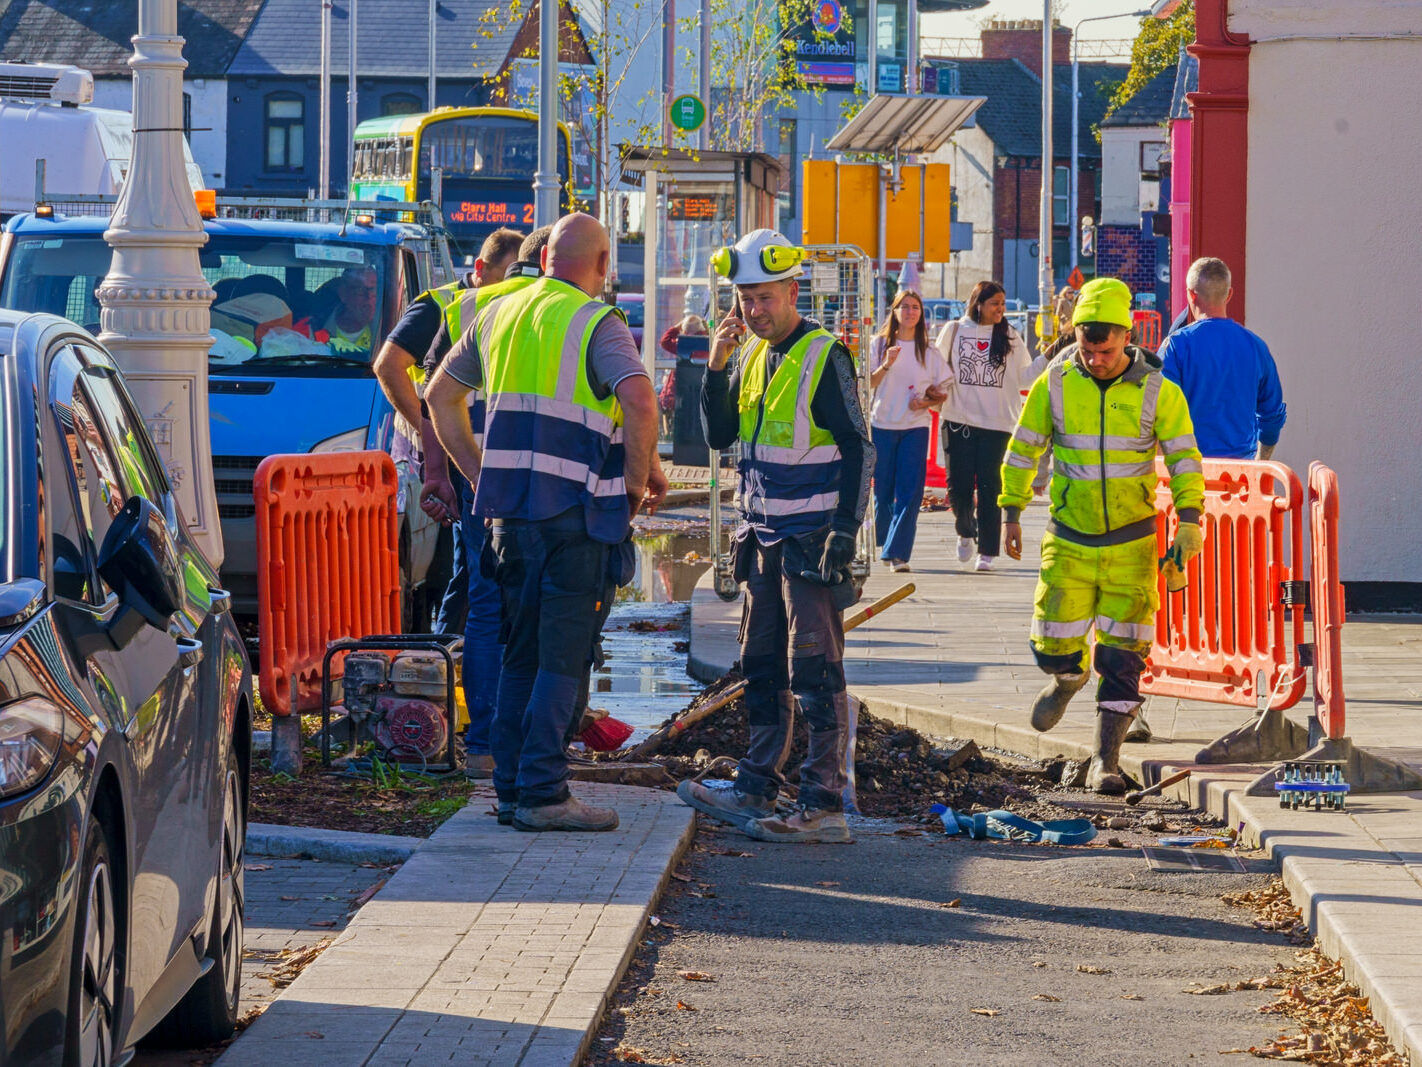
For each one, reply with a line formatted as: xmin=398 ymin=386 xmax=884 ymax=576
xmin=1000 ymin=278 xmax=1205 ymax=794
xmin=680 ymin=229 xmax=874 ymax=844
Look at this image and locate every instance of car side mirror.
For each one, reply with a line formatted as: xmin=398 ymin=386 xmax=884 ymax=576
xmin=97 ymin=496 xmax=183 ymax=638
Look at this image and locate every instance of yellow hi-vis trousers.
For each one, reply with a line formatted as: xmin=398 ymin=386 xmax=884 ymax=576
xmin=1030 ymin=531 xmax=1158 ymax=709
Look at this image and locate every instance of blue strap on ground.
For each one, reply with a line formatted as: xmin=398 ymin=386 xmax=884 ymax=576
xmin=930 ymin=804 xmax=1097 ymax=846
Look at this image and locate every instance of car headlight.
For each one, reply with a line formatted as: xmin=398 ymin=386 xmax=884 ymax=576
xmin=0 ymin=698 xmax=64 ymax=799
xmin=311 ymin=428 xmax=368 ymax=453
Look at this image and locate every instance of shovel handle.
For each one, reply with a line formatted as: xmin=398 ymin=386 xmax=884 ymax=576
xmin=1125 ymin=767 xmax=1192 ymax=806
xmin=843 ymin=582 xmax=915 ymax=632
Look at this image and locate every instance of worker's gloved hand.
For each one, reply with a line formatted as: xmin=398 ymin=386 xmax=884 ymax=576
xmin=1160 ymin=523 xmax=1204 ymax=592
xmin=819 ymin=530 xmax=857 ymax=585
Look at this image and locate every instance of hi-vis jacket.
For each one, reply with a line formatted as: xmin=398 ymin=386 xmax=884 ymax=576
xmin=999 ymin=346 xmax=1204 ymax=543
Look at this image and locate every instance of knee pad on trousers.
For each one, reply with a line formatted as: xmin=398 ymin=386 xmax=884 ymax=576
xmin=1094 ymin=643 xmax=1146 ymax=706
xmin=742 ymin=654 xmax=791 ymax=726
xmin=789 ymin=655 xmax=846 ymax=731
xmin=1033 ymin=644 xmax=1088 ymax=677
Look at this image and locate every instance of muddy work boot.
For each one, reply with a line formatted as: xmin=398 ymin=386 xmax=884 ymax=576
xmin=496 ymin=800 xmax=515 ymax=826
xmin=1029 ymin=671 xmax=1089 ymax=733
xmin=1085 ymin=709 xmax=1134 ymax=795
xmin=465 ymin=752 xmax=496 ymax=779
xmin=677 ymin=779 xmax=773 ymax=827
xmin=1124 ymin=706 xmax=1153 ymax=743
xmin=513 ymin=795 xmax=619 ymax=832
xmin=744 ymin=807 xmax=853 ymax=844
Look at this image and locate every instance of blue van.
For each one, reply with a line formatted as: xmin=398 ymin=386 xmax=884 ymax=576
xmin=0 ymin=210 xmax=451 ymax=621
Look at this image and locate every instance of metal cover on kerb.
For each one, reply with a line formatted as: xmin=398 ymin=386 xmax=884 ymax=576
xmin=1142 ymin=847 xmax=1247 ymax=873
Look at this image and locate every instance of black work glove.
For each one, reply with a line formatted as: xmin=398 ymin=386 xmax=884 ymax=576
xmin=819 ymin=529 xmax=856 ymax=585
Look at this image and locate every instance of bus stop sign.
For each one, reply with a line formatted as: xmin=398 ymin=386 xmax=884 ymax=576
xmin=670 ymin=95 xmax=706 ymax=133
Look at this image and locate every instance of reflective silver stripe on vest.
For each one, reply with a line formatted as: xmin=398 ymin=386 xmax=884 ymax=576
xmin=1055 ymin=460 xmax=1156 ymax=481
xmin=1048 ymin=361 xmax=1066 ymax=435
xmin=1166 ymin=457 xmax=1203 ymax=475
xmin=480 ymin=449 xmax=627 ymax=497
xmin=1160 ymin=433 xmax=1197 ymax=454
xmin=752 ymin=442 xmax=842 ymax=465
xmin=1094 ymin=615 xmax=1154 ymax=643
xmin=484 ymin=390 xmax=617 ymax=436
xmin=793 ymin=335 xmax=837 ymax=450
xmin=1138 ymin=373 xmax=1163 ymax=436
xmin=556 ymin=302 xmax=615 ymax=397
xmin=1004 ymin=450 xmax=1038 ymax=469
xmin=1012 ymin=426 xmax=1050 ymax=448
xmin=475 ymin=291 xmax=515 ymax=366
xmin=1031 ymin=617 xmax=1094 ymax=639
xmin=1056 ymin=432 xmax=1155 ymax=452
xmin=756 ymin=490 xmax=840 ymax=518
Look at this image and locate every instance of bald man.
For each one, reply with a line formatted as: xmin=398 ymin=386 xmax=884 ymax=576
xmin=428 ymin=213 xmax=665 ymax=832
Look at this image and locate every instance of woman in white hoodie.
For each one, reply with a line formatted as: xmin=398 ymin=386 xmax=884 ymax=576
xmin=934 ymin=281 xmax=1047 ymax=571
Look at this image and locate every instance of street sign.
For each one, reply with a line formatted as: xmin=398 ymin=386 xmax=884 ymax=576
xmin=669 ymin=95 xmax=706 ymax=133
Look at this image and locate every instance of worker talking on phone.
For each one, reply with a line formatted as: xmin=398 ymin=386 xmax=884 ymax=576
xmin=681 ymin=228 xmax=874 ymax=844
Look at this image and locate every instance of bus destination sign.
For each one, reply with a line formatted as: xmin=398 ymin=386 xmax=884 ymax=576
xmin=668 ymin=193 xmax=733 ymax=221
xmin=447 ymin=200 xmax=537 ymax=226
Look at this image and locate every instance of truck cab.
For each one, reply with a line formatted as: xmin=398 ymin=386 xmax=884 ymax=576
xmin=0 ymin=209 xmax=452 ymax=621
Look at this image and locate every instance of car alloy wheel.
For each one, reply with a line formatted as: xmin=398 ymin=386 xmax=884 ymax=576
xmin=216 ymin=766 xmax=245 ymax=1007
xmin=79 ymin=856 xmax=116 ymax=1067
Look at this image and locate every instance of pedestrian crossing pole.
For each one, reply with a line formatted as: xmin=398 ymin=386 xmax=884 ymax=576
xmin=534 ymin=0 xmax=561 ymax=226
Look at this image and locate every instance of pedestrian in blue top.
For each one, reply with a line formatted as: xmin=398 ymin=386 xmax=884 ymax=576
xmin=1158 ymin=258 xmax=1287 ymax=460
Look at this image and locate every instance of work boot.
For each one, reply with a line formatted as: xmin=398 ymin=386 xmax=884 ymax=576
xmin=513 ymin=796 xmax=619 ymax=832
xmin=743 ymin=807 xmax=853 ymax=844
xmin=497 ymin=800 xmax=515 ymax=826
xmin=465 ymin=752 xmax=496 ymax=779
xmin=1124 ymin=707 xmax=1153 ymax=743
xmin=1029 ymin=671 xmax=1089 ymax=733
xmin=676 ymin=779 xmax=773 ymax=827
xmin=1085 ymin=710 xmax=1134 ymax=796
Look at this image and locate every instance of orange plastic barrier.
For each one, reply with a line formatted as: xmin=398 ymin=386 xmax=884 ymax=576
xmin=1142 ymin=459 xmax=1307 ymax=709
xmin=1308 ymin=462 xmax=1346 ymax=739
xmin=1132 ymin=310 xmax=1163 ymax=352
xmin=926 ymin=412 xmax=947 ymax=490
xmin=255 ymin=451 xmax=401 ymax=716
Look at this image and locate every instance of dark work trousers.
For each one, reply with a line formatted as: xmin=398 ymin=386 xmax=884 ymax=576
xmin=944 ymin=422 xmax=1012 ymax=557
xmin=454 ymin=472 xmax=502 ymax=754
xmin=489 ymin=508 xmax=611 ymax=808
xmin=735 ymin=537 xmax=850 ymax=812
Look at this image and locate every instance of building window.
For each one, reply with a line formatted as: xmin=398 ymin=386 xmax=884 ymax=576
xmin=382 ymin=93 xmax=421 ymax=116
xmin=264 ymin=93 xmax=305 ymax=172
xmin=777 ymin=119 xmax=798 ymax=220
xmin=1052 ymin=164 xmax=1070 ymax=227
xmin=182 ymin=92 xmax=193 ymax=139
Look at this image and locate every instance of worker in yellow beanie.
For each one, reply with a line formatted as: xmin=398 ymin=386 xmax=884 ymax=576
xmin=998 ymin=278 xmax=1205 ymax=792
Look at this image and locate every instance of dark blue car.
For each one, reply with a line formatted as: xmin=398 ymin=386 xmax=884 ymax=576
xmin=0 ymin=311 xmax=251 ymax=1064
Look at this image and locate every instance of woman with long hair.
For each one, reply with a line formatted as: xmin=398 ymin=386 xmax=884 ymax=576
xmin=868 ymin=288 xmax=951 ymax=572
xmin=934 ymin=281 xmax=1046 ymax=571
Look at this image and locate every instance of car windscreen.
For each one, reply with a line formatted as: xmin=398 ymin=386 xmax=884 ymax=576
xmin=0 ymin=232 xmax=390 ymax=375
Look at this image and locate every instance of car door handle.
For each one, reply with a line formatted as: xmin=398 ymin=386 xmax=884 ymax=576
xmin=206 ymin=587 xmax=232 ymax=616
xmin=177 ymin=637 xmax=205 ymax=670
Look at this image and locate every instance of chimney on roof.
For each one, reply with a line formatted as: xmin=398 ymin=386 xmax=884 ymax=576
xmin=980 ymin=19 xmax=1072 ymax=77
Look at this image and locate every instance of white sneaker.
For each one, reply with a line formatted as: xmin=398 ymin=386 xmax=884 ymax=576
xmin=890 ymin=559 xmax=911 ymax=573
xmin=975 ymin=555 xmax=995 ymax=572
xmin=956 ymin=537 xmax=976 ymax=562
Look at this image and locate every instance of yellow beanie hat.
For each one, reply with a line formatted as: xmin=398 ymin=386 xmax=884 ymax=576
xmin=1072 ymin=278 xmax=1133 ymax=329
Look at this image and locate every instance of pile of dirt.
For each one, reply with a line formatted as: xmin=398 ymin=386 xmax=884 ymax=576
xmin=248 ymin=757 xmax=477 ymax=837
xmin=645 ymin=683 xmax=1086 ymax=824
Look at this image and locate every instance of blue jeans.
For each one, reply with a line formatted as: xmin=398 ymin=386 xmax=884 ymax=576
xmin=490 ymin=509 xmax=611 ymax=808
xmin=872 ymin=425 xmax=929 ymax=563
xmin=454 ymin=476 xmax=503 ymax=754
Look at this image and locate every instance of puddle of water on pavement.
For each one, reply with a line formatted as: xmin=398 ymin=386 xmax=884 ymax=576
xmin=589 ymin=524 xmax=711 ymax=735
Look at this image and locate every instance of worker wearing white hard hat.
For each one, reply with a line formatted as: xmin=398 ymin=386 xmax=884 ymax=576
xmin=678 ymin=228 xmax=874 ymax=845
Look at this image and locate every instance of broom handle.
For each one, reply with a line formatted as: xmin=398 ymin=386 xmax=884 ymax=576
xmin=625 ymin=582 xmax=914 ymax=760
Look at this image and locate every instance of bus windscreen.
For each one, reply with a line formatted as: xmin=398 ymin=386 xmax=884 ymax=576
xmin=418 ymin=116 xmax=568 ymax=184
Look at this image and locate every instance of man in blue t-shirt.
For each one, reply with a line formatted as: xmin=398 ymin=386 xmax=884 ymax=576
xmin=1158 ymin=257 xmax=1287 ymax=460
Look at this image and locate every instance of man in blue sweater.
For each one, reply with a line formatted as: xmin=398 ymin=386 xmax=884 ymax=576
xmin=1158 ymin=258 xmax=1287 ymax=459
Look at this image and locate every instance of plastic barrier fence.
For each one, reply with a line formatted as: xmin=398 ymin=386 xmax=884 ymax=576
xmin=1142 ymin=459 xmax=1307 ymax=709
xmin=926 ymin=412 xmax=947 ymax=490
xmin=1132 ymin=310 xmax=1163 ymax=352
xmin=1308 ymin=462 xmax=1346 ymax=739
xmin=255 ymin=451 xmax=401 ymax=716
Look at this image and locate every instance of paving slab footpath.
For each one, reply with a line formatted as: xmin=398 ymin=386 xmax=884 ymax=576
xmin=691 ymin=505 xmax=1422 ymax=1064
xmin=218 ymin=784 xmax=694 ymax=1067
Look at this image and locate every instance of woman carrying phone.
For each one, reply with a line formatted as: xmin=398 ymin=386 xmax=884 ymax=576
xmin=934 ymin=281 xmax=1047 ymax=571
xmin=868 ymin=289 xmax=951 ymax=572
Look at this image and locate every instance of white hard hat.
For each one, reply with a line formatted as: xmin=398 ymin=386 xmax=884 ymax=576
xmin=710 ymin=229 xmax=806 ymax=285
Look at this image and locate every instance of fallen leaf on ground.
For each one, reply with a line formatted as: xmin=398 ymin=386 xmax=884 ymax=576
xmin=243 ymin=864 xmax=272 ymax=872
xmin=815 ymin=881 xmax=840 ymax=887
xmin=303 ymin=1031 xmax=325 ymax=1039
xmin=1120 ymin=994 xmax=1144 ymax=1001
xmin=280 ymin=895 xmax=300 ymax=901
xmin=1032 ymin=994 xmax=1061 ymax=1002
xmin=677 ymin=971 xmax=715 ymax=982
xmin=676 ymin=1000 xmax=697 ymax=1011
xmin=670 ymin=872 xmax=692 ymax=883
xmin=942 ymin=899 xmax=962 ymax=909
xmin=1185 ymin=984 xmax=1231 ymax=995
xmin=1032 ymin=961 xmax=1047 ymax=968
xmin=1077 ymin=965 xmax=1111 ymax=975
xmin=970 ymin=1008 xmax=1000 ymax=1017
xmin=703 ymin=847 xmax=754 ymax=858
xmin=893 ymin=828 xmax=924 ymax=837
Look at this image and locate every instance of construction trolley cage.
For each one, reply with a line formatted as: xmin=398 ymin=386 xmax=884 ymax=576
xmin=707 ymin=243 xmax=878 ymax=601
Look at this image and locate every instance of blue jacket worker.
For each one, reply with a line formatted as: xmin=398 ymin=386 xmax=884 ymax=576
xmin=682 ymin=229 xmax=874 ymax=845
xmin=425 ymin=213 xmax=664 ymax=833
xmin=1157 ymin=257 xmax=1287 ymax=460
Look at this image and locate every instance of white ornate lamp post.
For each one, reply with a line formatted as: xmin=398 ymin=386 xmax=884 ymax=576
xmin=98 ymin=0 xmax=223 ymax=565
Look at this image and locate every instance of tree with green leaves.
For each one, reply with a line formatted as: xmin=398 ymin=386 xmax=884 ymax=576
xmin=1102 ymin=0 xmax=1195 ymax=126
